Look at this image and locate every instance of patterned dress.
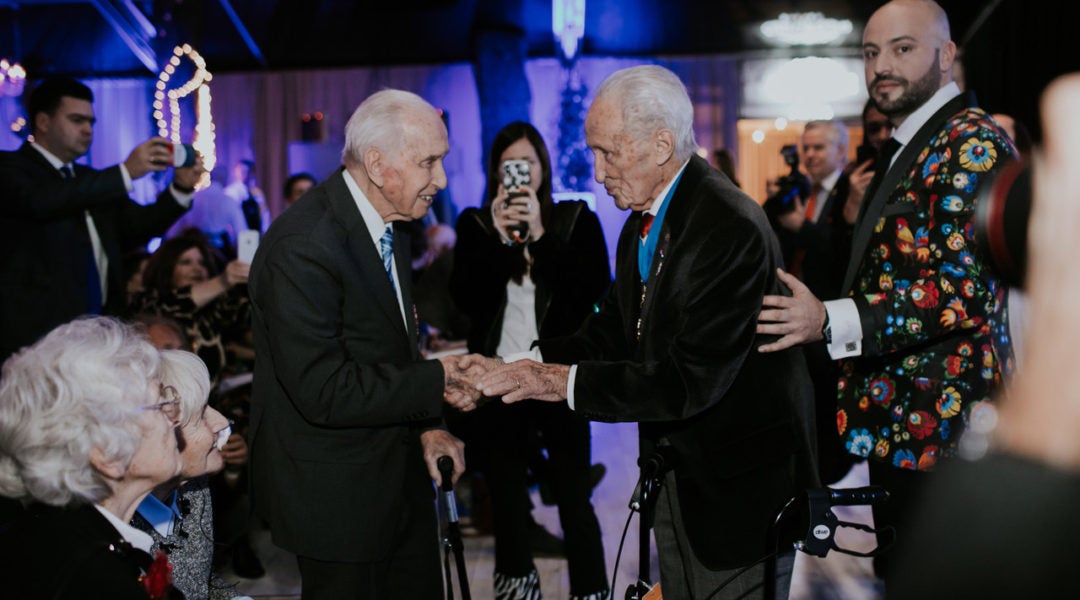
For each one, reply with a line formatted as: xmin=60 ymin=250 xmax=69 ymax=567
xmin=128 ymin=285 xmax=251 ymax=384
xmin=837 ymin=106 xmax=1016 ymax=471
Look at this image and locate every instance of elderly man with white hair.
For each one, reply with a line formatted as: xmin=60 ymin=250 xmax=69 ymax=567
xmin=475 ymin=65 xmax=817 ymax=599
xmin=0 ymin=316 xmax=183 ymax=599
xmin=248 ymin=89 xmax=489 ymax=598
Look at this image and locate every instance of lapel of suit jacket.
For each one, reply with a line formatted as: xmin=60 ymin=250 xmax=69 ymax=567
xmin=842 ymin=92 xmax=976 ymax=294
xmin=391 ymin=223 xmax=421 ymax=357
xmin=325 ymin=172 xmax=410 ymax=341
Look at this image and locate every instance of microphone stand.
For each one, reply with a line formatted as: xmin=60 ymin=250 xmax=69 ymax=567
xmin=625 ymin=449 xmax=672 ymax=600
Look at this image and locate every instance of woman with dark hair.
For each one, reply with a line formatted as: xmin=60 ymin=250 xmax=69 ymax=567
xmin=129 ymin=231 xmax=250 ymax=384
xmin=451 ymin=121 xmax=611 ymax=600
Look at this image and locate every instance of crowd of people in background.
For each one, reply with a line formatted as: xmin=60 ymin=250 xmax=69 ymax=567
xmin=0 ymin=0 xmax=1074 ymax=598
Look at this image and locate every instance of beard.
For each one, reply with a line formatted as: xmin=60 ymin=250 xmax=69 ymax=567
xmin=870 ymin=50 xmax=942 ymax=121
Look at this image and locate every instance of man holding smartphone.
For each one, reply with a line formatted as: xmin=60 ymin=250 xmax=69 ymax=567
xmin=0 ymin=76 xmax=202 ymax=363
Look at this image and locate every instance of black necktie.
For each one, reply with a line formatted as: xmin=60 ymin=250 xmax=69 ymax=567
xmin=854 ymin=137 xmax=902 ymax=227
xmin=63 ymin=166 xmax=104 ymax=314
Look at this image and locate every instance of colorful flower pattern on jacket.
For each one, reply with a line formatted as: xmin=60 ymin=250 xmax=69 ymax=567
xmin=837 ymin=108 xmax=1016 ymax=471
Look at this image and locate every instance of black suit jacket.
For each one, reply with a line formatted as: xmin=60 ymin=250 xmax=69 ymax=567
xmin=248 ymin=169 xmax=445 ymax=562
xmin=0 ymin=143 xmax=187 ymax=361
xmin=538 ymin=156 xmax=817 ymax=569
xmin=0 ymin=504 xmax=172 ymax=599
xmin=794 ymin=172 xmax=852 ymax=302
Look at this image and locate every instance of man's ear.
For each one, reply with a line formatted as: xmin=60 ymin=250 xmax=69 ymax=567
xmin=364 ymin=148 xmax=385 ymax=187
xmin=654 ymin=128 xmax=676 ymax=165
xmin=89 ymin=447 xmax=125 ymax=480
xmin=33 ymin=112 xmax=50 ymax=137
xmin=940 ymin=40 xmax=958 ymax=74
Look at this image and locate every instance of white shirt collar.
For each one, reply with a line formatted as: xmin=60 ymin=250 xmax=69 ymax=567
xmin=30 ymin=141 xmax=70 ymax=171
xmin=645 ymin=159 xmax=691 ymax=217
xmin=341 ymin=169 xmax=391 ymax=246
xmin=820 ymin=168 xmax=842 ymax=194
xmin=94 ymin=504 xmax=155 ymax=554
xmin=892 ymin=81 xmax=962 ymax=147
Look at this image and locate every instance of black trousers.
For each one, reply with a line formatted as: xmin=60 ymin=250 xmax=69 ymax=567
xmin=295 ymin=473 xmax=442 ymax=600
xmin=485 ymin=400 xmax=608 ymax=596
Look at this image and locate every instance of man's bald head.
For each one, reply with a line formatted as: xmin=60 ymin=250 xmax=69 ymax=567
xmin=863 ymin=0 xmax=957 ymax=124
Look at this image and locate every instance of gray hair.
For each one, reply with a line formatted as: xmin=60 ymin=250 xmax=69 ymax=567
xmin=341 ymin=89 xmax=441 ymax=168
xmin=594 ymin=65 xmax=698 ymax=162
xmin=158 ymin=350 xmax=211 ymax=428
xmin=804 ymin=120 xmax=850 ymax=153
xmin=0 ymin=317 xmax=160 ymax=507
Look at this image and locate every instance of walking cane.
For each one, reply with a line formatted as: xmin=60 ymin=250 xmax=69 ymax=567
xmin=438 ymin=455 xmax=471 ymax=600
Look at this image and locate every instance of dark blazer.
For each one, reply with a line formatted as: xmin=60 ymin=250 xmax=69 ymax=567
xmin=836 ymin=93 xmax=1014 ymax=471
xmin=794 ymin=172 xmax=852 ymax=302
xmin=451 ymin=200 xmax=610 ymax=355
xmin=248 ymin=169 xmax=445 ymax=562
xmin=538 ymin=156 xmax=817 ymax=569
xmin=0 ymin=504 xmax=172 ymax=599
xmin=0 ymin=142 xmax=187 ymax=361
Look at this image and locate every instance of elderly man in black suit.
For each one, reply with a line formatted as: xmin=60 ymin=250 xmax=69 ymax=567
xmin=248 ymin=89 xmax=481 ymax=599
xmin=0 ymin=76 xmax=203 ymax=362
xmin=475 ymin=65 xmax=817 ymax=600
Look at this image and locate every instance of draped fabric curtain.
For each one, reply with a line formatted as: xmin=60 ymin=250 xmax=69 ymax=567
xmin=211 ymin=64 xmax=484 ymax=220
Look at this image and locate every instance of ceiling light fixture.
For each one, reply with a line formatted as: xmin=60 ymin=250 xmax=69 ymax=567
xmin=760 ymin=12 xmax=853 ymax=46
xmin=553 ymin=0 xmax=586 ymax=62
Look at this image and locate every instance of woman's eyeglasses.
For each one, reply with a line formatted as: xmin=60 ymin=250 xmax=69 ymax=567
xmin=139 ymin=384 xmax=181 ymax=424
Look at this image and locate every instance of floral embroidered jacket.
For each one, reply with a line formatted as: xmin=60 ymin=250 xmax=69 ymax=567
xmin=837 ymin=95 xmax=1016 ymax=471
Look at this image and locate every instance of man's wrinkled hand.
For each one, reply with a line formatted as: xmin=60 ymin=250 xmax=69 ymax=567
xmin=756 ymin=268 xmax=826 ymax=352
xmin=420 ymin=429 xmax=465 ymax=487
xmin=476 ymin=360 xmax=570 ymax=404
xmin=439 ymin=354 xmax=499 ymax=412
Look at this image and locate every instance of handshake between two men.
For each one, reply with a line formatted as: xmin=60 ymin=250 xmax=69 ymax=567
xmin=438 ymin=355 xmax=573 ymax=412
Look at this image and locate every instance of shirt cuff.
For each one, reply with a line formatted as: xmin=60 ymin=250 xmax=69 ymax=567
xmin=824 ymin=298 xmax=863 ymax=359
xmin=169 ymin=184 xmax=195 ymax=207
xmin=119 ymin=163 xmax=134 ymax=193
xmin=502 ymin=348 xmax=542 ymax=364
xmin=567 ymin=364 xmax=577 ymax=410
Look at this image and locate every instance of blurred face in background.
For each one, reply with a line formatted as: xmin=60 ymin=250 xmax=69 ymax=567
xmin=863 ymin=104 xmax=895 ymax=150
xmin=285 ymin=178 xmax=314 ymax=206
xmin=801 ymin=126 xmax=847 ymax=184
xmin=171 ymin=247 xmax=209 ymax=289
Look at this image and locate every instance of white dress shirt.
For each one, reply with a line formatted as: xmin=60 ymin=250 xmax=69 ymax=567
xmin=341 ymin=170 xmax=407 ymax=327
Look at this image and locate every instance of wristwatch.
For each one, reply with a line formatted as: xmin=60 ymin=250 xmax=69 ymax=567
xmin=821 ymin=312 xmax=832 ymax=344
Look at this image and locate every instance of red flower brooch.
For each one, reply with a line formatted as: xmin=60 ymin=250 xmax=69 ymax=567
xmin=140 ymin=550 xmax=174 ymax=600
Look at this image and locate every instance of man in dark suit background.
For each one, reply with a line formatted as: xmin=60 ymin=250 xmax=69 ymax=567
xmin=247 ymin=89 xmax=480 ymax=599
xmin=775 ymin=120 xmax=857 ymax=485
xmin=757 ymin=0 xmax=1014 ymax=588
xmin=475 ymin=65 xmax=816 ymax=599
xmin=0 ymin=76 xmax=202 ymax=362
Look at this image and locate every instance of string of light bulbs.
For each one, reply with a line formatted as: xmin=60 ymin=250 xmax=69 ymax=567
xmin=153 ymin=44 xmax=216 ymax=187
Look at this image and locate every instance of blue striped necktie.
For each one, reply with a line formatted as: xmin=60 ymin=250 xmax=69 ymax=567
xmin=379 ymin=225 xmax=395 ymax=291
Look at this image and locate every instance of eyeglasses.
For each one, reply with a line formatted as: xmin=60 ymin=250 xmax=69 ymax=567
xmin=139 ymin=384 xmax=181 ymax=424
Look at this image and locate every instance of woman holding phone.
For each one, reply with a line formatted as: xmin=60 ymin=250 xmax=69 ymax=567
xmin=451 ymin=121 xmax=611 ymax=600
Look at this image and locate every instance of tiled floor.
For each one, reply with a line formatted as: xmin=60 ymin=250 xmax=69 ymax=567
xmin=229 ymin=422 xmax=882 ymax=600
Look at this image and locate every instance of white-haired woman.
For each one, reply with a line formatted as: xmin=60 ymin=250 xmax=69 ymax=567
xmin=132 ymin=350 xmax=248 ymax=600
xmin=0 ymin=317 xmax=183 ymax=599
